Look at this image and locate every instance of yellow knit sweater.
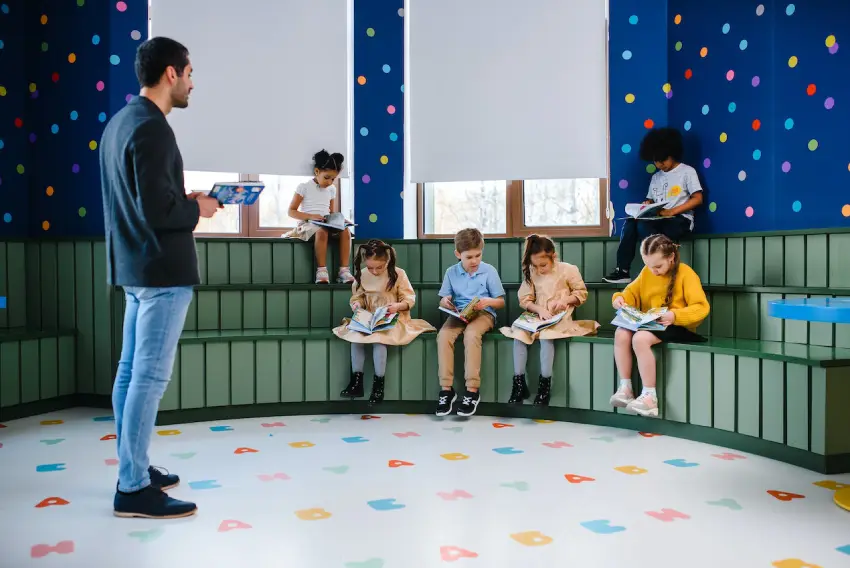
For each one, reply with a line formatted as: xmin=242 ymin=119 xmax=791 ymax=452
xmin=612 ymin=263 xmax=710 ymax=331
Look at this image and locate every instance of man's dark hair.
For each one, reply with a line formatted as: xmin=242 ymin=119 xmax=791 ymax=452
xmin=639 ymin=127 xmax=684 ymax=163
xmin=134 ymin=37 xmax=190 ymax=88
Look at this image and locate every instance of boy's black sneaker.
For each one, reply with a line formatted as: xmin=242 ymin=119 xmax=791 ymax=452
xmin=114 ymin=485 xmax=197 ymax=519
xmin=457 ymin=390 xmax=481 ymax=417
xmin=435 ymin=388 xmax=456 ymax=416
xmin=508 ymin=374 xmax=530 ymax=404
xmin=603 ymin=268 xmax=631 ymax=284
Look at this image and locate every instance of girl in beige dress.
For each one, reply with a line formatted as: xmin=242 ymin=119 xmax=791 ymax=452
xmin=333 ymin=239 xmax=436 ymax=404
xmin=499 ymin=234 xmax=599 ymax=405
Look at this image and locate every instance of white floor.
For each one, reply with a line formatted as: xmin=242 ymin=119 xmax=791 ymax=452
xmin=1 ymin=408 xmax=849 ymax=568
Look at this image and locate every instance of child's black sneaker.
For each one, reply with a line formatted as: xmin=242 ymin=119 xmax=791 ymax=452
xmin=114 ymin=485 xmax=197 ymax=519
xmin=603 ymin=268 xmax=631 ymax=284
xmin=368 ymin=376 xmax=385 ymax=405
xmin=148 ymin=466 xmax=179 ymax=491
xmin=534 ymin=376 xmax=551 ymax=406
xmin=435 ymin=388 xmax=456 ymax=416
xmin=457 ymin=390 xmax=481 ymax=417
xmin=508 ymin=374 xmax=530 ymax=404
xmin=341 ymin=372 xmax=364 ymax=398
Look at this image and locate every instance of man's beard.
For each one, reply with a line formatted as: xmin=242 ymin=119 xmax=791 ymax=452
xmin=172 ymin=91 xmax=190 ymax=109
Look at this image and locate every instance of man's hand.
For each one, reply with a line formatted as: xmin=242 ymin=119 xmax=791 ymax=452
xmin=659 ymin=208 xmax=674 ymax=217
xmin=440 ymin=296 xmax=456 ymax=311
xmin=613 ymin=296 xmax=626 ymax=310
xmin=197 ymin=195 xmax=221 ymax=218
xmin=658 ymin=311 xmax=676 ymax=326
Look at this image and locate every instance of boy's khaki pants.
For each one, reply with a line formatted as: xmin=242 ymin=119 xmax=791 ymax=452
xmin=437 ymin=315 xmax=494 ymax=390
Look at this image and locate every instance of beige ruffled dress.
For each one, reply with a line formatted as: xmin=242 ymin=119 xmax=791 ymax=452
xmin=500 ymin=261 xmax=600 ymax=345
xmin=332 ymin=267 xmax=436 ymax=345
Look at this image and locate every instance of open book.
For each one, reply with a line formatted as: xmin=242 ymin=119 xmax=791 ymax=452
xmin=209 ymin=182 xmax=265 ymax=205
xmin=309 ymin=212 xmax=356 ymax=231
xmin=439 ymin=297 xmax=481 ymax=323
xmin=623 ymin=200 xmax=671 ymax=220
xmin=611 ymin=305 xmax=668 ymax=331
xmin=347 ymin=306 xmax=398 ymax=335
xmin=512 ymin=310 xmax=567 ymax=333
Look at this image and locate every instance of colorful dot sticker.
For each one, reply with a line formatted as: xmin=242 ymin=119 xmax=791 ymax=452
xmin=359 ymin=127 xmax=369 ymax=136
xmin=752 ymin=76 xmax=760 ymax=87
xmin=662 ymin=83 xmax=671 ymax=94
xmin=619 ymin=180 xmax=629 ymax=189
xmin=782 ymin=161 xmax=791 ymax=173
xmin=361 ymin=174 xmax=371 ymax=184
xmin=92 ymin=34 xmax=100 ymax=45
xmin=51 ymin=124 xmax=59 ymax=134
xmin=726 ymin=70 xmax=735 ymax=81
xmin=387 ymin=105 xmax=395 ymax=114
xmin=826 ymin=35 xmax=837 ymax=47
xmin=752 ymin=149 xmax=761 ymax=160
xmin=792 ymin=201 xmax=802 ymax=213
xmin=808 ymin=139 xmax=818 ymax=151
xmin=42 ymin=221 xmax=50 ymax=230
xmin=786 ymin=4 xmax=795 ymax=16
xmin=644 ymin=119 xmax=654 ymax=129
xmin=788 ymin=56 xmax=798 ymax=68
xmin=389 ymin=133 xmax=398 ymax=142
xmin=702 ymin=105 xmax=710 ymax=115
xmin=366 ymin=28 xmax=375 ymax=37
xmin=740 ymin=39 xmax=748 ymax=50
xmin=368 ymin=214 xmax=377 ymax=223
xmin=3 ymin=213 xmax=10 ymax=223
xmin=756 ymin=4 xmax=765 ymax=15
xmin=684 ymin=69 xmax=693 ymax=79
xmin=621 ymin=144 xmax=631 ymax=154
xmin=131 ymin=30 xmax=142 ymax=40
xmin=357 ymin=76 xmax=366 ymax=85
xmin=89 ymin=141 xmax=97 ymax=150
xmin=98 ymin=112 xmax=107 ymax=122
xmin=116 ymin=1 xmax=127 ymax=12
xmin=110 ymin=55 xmax=120 ymax=65
xmin=825 ymin=97 xmax=835 ymax=110
xmin=96 ymin=81 xmax=105 ymax=91
xmin=807 ymin=84 xmax=817 ymax=95
xmin=70 ymin=111 xmax=78 ymax=120
xmin=625 ymin=93 xmax=635 ymax=103
xmin=684 ymin=120 xmax=692 ymax=131
xmin=843 ymin=205 xmax=850 ymax=217
xmin=46 ymin=186 xmax=54 ymax=196
xmin=738 ymin=171 xmax=747 ymax=181
xmin=629 ymin=15 xmax=638 ymax=24
xmin=622 ymin=50 xmax=632 ymax=60
xmin=646 ymin=164 xmax=657 ymax=174
xmin=78 ymin=208 xmax=86 ymax=217
xmin=720 ymin=132 xmax=728 ymax=143
xmin=745 ymin=206 xmax=754 ymax=218
xmin=379 ymin=155 xmax=388 ymax=165
xmin=68 ymin=53 xmax=77 ymax=63
xmin=675 ymin=41 xmax=682 ymax=51
xmin=722 ymin=23 xmax=730 ymax=34
xmin=700 ymin=47 xmax=708 ymax=57
xmin=709 ymin=202 xmax=718 ymax=212
xmin=674 ymin=14 xmax=682 ymax=24
xmin=703 ymin=158 xmax=711 ymax=168
xmin=728 ymin=102 xmax=736 ymax=113
xmin=752 ymin=119 xmax=761 ymax=131
xmin=382 ymin=64 xmax=390 ymax=73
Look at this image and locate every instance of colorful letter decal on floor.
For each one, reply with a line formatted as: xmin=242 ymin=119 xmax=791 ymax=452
xmin=289 ymin=441 xmax=315 ymax=448
xmin=510 ymin=531 xmax=553 ymax=546
xmin=345 ymin=559 xmax=385 ymax=568
xmin=31 ymin=541 xmax=74 ymax=558
xmin=615 ymin=465 xmax=647 ymax=475
xmin=664 ymin=458 xmax=699 ymax=467
xmin=170 ymin=452 xmax=196 ymax=460
xmin=500 ymin=481 xmax=530 ymax=491
xmin=367 ymin=498 xmax=405 ymax=511
xmin=218 ymin=520 xmax=252 ymax=532
xmin=35 ymin=497 xmax=69 ymax=508
xmin=343 ymin=436 xmax=369 ymax=443
xmin=104 ymin=458 xmax=118 ymax=466
xmin=261 ymin=422 xmax=286 ymax=427
xmin=128 ymin=528 xmax=164 ymax=543
xmin=210 ymin=426 xmax=233 ymax=432
xmin=836 ymin=545 xmax=850 ymax=556
xmin=437 ymin=490 xmax=473 ymax=501
xmin=40 ymin=439 xmax=64 ymax=445
xmin=295 ymin=508 xmax=332 ymax=521
xmin=234 ymin=447 xmax=259 ymax=454
xmin=393 ymin=432 xmax=420 ymax=438
xmin=100 ymin=434 xmax=116 ymax=441
xmin=36 ymin=463 xmax=65 ymax=472
xmin=706 ymin=498 xmax=742 ymax=510
xmin=542 ymin=441 xmax=572 ymax=448
xmin=772 ymin=560 xmax=823 ymax=568
xmin=492 ymin=422 xmax=514 ymax=428
xmin=92 ymin=416 xmax=114 ymax=422
xmin=257 ymin=473 xmax=290 ymax=482
xmin=712 ymin=452 xmax=746 ymax=461
xmin=388 ymin=460 xmax=414 ymax=468
xmin=492 ymin=447 xmax=523 ymax=454
xmin=40 ymin=420 xmax=63 ymax=426
xmin=638 ymin=432 xmax=663 ymax=437
xmin=443 ymin=426 xmax=463 ymax=433
xmin=323 ymin=465 xmax=349 ymax=474
xmin=564 ymin=474 xmax=595 ymax=484
xmin=156 ymin=429 xmax=181 ymax=436
xmin=645 ymin=508 xmax=690 ymax=522
xmin=440 ymin=546 xmax=478 ymax=562
xmin=580 ymin=520 xmax=626 ymax=534
xmin=813 ymin=480 xmax=850 ymax=490
xmin=767 ymin=490 xmax=805 ymax=501
xmin=188 ymin=480 xmax=221 ymax=490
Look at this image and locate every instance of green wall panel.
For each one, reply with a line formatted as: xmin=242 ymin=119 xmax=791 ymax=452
xmin=663 ymin=350 xmax=687 ymax=422
xmin=206 ymin=345 xmax=230 ymax=407
xmin=0 ymin=341 xmax=20 ymax=407
xmin=255 ymin=341 xmax=281 ymax=404
xmin=805 ymin=235 xmax=828 ymax=288
xmin=688 ymin=352 xmax=712 ymax=427
xmin=40 ymin=242 xmax=58 ymax=330
xmin=583 ymin=243 xmax=604 ymax=283
xmin=58 ymin=336 xmax=75 ymax=397
xmin=591 ymin=343 xmax=615 ymax=412
xmin=273 ymin=242 xmax=294 ymax=284
xmin=280 ymin=341 xmax=305 ymax=402
xmin=726 ymin=238 xmax=744 ymax=286
xmin=57 ymin=243 xmax=76 ymax=331
xmin=785 ymin=363 xmax=809 ymax=451
xmin=784 ymin=236 xmax=805 ymax=287
xmin=567 ymin=342 xmax=592 ymax=409
xmin=736 ymin=357 xmax=761 ymax=438
xmin=709 ymin=238 xmax=726 ymax=285
xmin=207 ymin=243 xmax=229 ymax=285
xmin=809 ymin=367 xmax=826 ymax=455
xmin=74 ymin=242 xmax=94 ymax=395
xmin=20 ymin=340 xmax=40 ymax=404
xmin=231 ymin=342 xmax=255 ymax=406
xmin=712 ymin=354 xmax=736 ymax=432
xmin=761 ymin=360 xmax=784 ymax=444
xmin=693 ymin=239 xmax=709 ymax=285
xmin=220 ymin=291 xmax=243 ymax=330
xmin=763 ymin=236 xmax=784 ymax=286
xmin=400 ymin=340 xmax=426 ymax=401
xmin=229 ymin=243 xmax=251 ymax=285
xmin=829 ymin=234 xmax=850 ymax=289
xmin=161 ymin=349 xmax=180 ymax=412
xmin=251 ymin=243 xmax=273 ymax=284
xmin=39 ymin=337 xmax=58 ymax=400
xmin=6 ymin=243 xmax=26 ymax=328
xmin=180 ymin=344 xmax=205 ymax=409
xmin=304 ymin=340 xmax=328 ymax=402
xmin=735 ymin=293 xmax=759 ymax=340
xmin=744 ymin=237 xmax=764 ymax=286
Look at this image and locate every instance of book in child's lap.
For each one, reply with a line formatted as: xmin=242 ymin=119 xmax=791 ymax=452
xmin=347 ymin=306 xmax=398 ymax=335
xmin=439 ymin=297 xmax=481 ymax=323
xmin=612 ymin=305 xmax=668 ymax=331
xmin=511 ymin=310 xmax=567 ymax=333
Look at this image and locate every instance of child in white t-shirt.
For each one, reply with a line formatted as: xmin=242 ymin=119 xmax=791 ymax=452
xmin=286 ymin=150 xmax=354 ymax=284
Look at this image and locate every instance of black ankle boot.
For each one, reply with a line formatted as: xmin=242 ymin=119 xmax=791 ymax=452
xmin=369 ymin=376 xmax=385 ymax=405
xmin=508 ymin=374 xmax=530 ymax=404
xmin=341 ymin=372 xmax=364 ymax=398
xmin=534 ymin=376 xmax=551 ymax=406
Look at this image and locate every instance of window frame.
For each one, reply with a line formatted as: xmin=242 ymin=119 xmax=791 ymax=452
xmin=416 ymin=179 xmax=610 ymax=239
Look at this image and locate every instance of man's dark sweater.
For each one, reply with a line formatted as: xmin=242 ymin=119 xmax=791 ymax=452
xmin=100 ymin=96 xmax=201 ymax=287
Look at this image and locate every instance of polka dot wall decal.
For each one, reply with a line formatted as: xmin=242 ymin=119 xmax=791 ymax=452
xmin=752 ymin=76 xmax=760 ymax=87
xmin=42 ymin=221 xmax=50 ymax=231
xmin=625 ymin=93 xmax=635 ymax=103
xmin=662 ymin=83 xmax=671 ymax=94
xmin=41 ymin=42 xmax=48 ymax=52
xmin=46 ymin=186 xmax=54 ymax=196
xmin=807 ymin=84 xmax=816 ymax=95
xmin=92 ymin=34 xmax=100 ymax=45
xmin=131 ymin=30 xmax=141 ymax=40
xmin=70 ymin=111 xmax=78 ymax=120
xmin=110 ymin=55 xmax=120 ymax=65
xmin=621 ymin=144 xmax=631 ymax=153
xmin=89 ymin=141 xmax=97 ymax=150
xmin=0 ymin=40 xmax=4 ymax=49
xmin=357 ymin=76 xmax=366 ymax=85
xmin=52 ymin=72 xmax=59 ymax=82
xmin=646 ymin=164 xmax=657 ymax=174
xmin=622 ymin=50 xmax=632 ymax=60
xmin=702 ymin=105 xmax=710 ymax=115
xmin=389 ymin=132 xmax=398 ymax=142
xmin=387 ymin=105 xmax=395 ymax=114
xmin=359 ymin=127 xmax=369 ymax=136
xmin=703 ymin=158 xmax=711 ymax=168
xmin=684 ymin=120 xmax=692 ymax=131
xmin=0 ymin=139 xmax=3 ymax=150
xmin=808 ymin=139 xmax=818 ymax=151
xmin=51 ymin=124 xmax=58 ymax=134
xmin=786 ymin=4 xmax=795 ymax=16
xmin=116 ymin=1 xmax=127 ymax=12
xmin=752 ymin=119 xmax=761 ymax=130
xmin=826 ymin=35 xmax=836 ymax=47
xmin=684 ymin=69 xmax=692 ymax=79
xmin=782 ymin=161 xmax=791 ymax=173
xmin=843 ymin=205 xmax=850 ymax=217
xmin=400 ymin=84 xmax=404 ymax=92
xmin=738 ymin=171 xmax=747 ymax=181
xmin=728 ymin=102 xmax=737 ymax=112
xmin=68 ymin=53 xmax=77 ymax=63
xmin=96 ymin=81 xmax=105 ymax=91
xmin=0 ymin=86 xmax=5 ymax=97
xmin=361 ymin=174 xmax=371 ymax=184
xmin=369 ymin=214 xmax=377 ymax=222
xmin=785 ymin=118 xmax=794 ymax=129
xmin=788 ymin=56 xmax=798 ymax=68
xmin=726 ymin=70 xmax=735 ymax=81
xmin=1 ymin=4 xmax=8 ymax=14
xmin=792 ymin=201 xmax=802 ymax=213
xmin=720 ymin=132 xmax=728 ymax=143
xmin=675 ymin=41 xmax=682 ymax=51
xmin=28 ymin=133 xmax=36 ymax=143
xmin=674 ymin=14 xmax=682 ymax=24
xmin=398 ymin=8 xmax=404 ymax=17
xmin=722 ymin=23 xmax=730 ymax=34
xmin=745 ymin=206 xmax=754 ymax=217
xmin=77 ymin=0 xmax=84 ymax=5
xmin=72 ymin=164 xmax=80 ymax=173
xmin=644 ymin=119 xmax=654 ymax=129
xmin=14 ymin=117 xmax=22 ymax=127
xmin=756 ymin=4 xmax=765 ymax=15
xmin=829 ymin=43 xmax=839 ymax=55
xmin=619 ymin=180 xmax=629 ymax=189
xmin=366 ymin=28 xmax=375 ymax=37
xmin=825 ymin=97 xmax=835 ymax=110
xmin=98 ymin=112 xmax=107 ymax=122
xmin=380 ymin=155 xmax=388 ymax=165
xmin=125 ymin=94 xmax=132 ymax=103
xmin=28 ymin=82 xmax=36 ymax=92
xmin=740 ymin=39 xmax=748 ymax=50
xmin=700 ymin=47 xmax=708 ymax=57
xmin=382 ymin=64 xmax=391 ymax=73
xmin=40 ymin=14 xmax=47 ymax=24
xmin=3 ymin=213 xmax=10 ymax=223
xmin=16 ymin=164 xmax=24 ymax=174
xmin=709 ymin=202 xmax=717 ymax=212
xmin=753 ymin=150 xmax=761 ymax=160
xmin=79 ymin=207 xmax=86 ymax=217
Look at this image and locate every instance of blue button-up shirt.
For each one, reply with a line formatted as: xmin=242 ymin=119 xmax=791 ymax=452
xmin=438 ymin=262 xmax=505 ymax=319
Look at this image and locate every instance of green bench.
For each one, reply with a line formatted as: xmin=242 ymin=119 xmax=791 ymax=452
xmin=158 ymin=328 xmax=850 ymax=474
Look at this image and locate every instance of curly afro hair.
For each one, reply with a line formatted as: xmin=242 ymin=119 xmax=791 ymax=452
xmin=639 ymin=127 xmax=684 ymax=163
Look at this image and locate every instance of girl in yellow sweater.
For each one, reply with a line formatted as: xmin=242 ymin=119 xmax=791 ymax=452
xmin=609 ymin=234 xmax=710 ymax=417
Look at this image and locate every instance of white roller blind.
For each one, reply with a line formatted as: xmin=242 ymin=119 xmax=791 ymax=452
xmin=150 ymin=0 xmax=351 ymax=176
xmin=406 ymin=0 xmax=607 ymax=182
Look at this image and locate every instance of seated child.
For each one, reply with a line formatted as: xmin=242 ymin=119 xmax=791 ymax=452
xmin=499 ymin=234 xmax=599 ymax=405
xmin=435 ymin=228 xmax=505 ymax=417
xmin=333 ymin=239 xmax=436 ymax=404
xmin=609 ymin=234 xmax=710 ymax=417
xmin=286 ymin=150 xmax=354 ymax=284
xmin=604 ymin=127 xmax=704 ymax=283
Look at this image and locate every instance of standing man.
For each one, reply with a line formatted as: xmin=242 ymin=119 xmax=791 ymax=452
xmin=100 ymin=37 xmax=220 ymax=519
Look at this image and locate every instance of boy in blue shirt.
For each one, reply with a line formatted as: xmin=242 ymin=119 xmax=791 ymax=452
xmin=436 ymin=228 xmax=506 ymax=416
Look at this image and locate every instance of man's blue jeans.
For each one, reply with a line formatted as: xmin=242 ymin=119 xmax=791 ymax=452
xmin=113 ymin=286 xmax=193 ymax=493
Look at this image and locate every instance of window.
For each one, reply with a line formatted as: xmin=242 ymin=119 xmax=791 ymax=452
xmin=417 ymin=179 xmax=608 ymax=238
xmin=183 ymin=170 xmax=241 ymax=235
